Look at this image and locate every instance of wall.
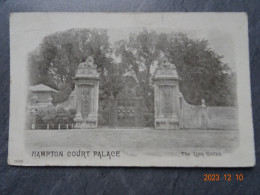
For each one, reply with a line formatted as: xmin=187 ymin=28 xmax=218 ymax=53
xmin=207 ymin=106 xmax=238 ymax=130
xmin=181 ymin=97 xmax=238 ymax=130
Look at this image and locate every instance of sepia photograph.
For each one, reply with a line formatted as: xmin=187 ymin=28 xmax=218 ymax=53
xmin=8 ymin=13 xmax=255 ymax=167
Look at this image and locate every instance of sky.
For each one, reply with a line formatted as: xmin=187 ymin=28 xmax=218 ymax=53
xmin=11 ymin=13 xmax=244 ymax=73
xmin=23 ymin=26 xmax=236 ymax=71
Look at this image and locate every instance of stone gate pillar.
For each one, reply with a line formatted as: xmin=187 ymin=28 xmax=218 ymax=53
xmin=74 ymin=56 xmax=99 ymax=129
xmin=153 ymin=58 xmax=181 ymax=129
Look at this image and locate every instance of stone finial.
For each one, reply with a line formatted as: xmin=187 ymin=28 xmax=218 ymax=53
xmin=160 ymin=57 xmax=176 ymax=70
xmin=201 ymin=98 xmax=206 ymax=108
xmin=78 ymin=56 xmax=96 ymax=69
xmin=154 ymin=57 xmax=178 ymax=79
xmin=86 ymin=56 xmax=95 ymax=67
xmin=75 ymin=56 xmax=99 ymax=78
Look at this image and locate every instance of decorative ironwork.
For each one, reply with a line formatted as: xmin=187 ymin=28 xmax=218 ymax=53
xmin=109 ymin=97 xmax=143 ymax=127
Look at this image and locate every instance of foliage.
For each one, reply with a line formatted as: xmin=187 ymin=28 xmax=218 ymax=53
xmin=165 ymin=33 xmax=235 ymax=106
xmin=114 ymin=30 xmax=160 ymax=111
xmin=37 ymin=107 xmax=76 ymax=125
xmin=115 ymin=31 xmax=236 ymax=106
xmin=29 ymin=29 xmax=236 ymax=107
xmin=28 ymin=28 xmax=122 ymax=104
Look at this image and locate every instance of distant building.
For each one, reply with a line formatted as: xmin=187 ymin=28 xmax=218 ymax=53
xmin=28 ymin=84 xmax=57 ymax=110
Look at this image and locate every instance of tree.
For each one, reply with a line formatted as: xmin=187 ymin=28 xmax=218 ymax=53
xmin=114 ymin=30 xmax=162 ymax=112
xmin=28 ymin=28 xmax=122 ymax=104
xmin=29 ymin=28 xmax=236 ymax=109
xmin=166 ymin=33 xmax=235 ymax=106
xmin=115 ymin=30 xmax=236 ymax=107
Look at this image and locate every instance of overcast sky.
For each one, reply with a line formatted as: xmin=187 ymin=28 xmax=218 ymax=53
xmin=11 ymin=13 xmax=243 ymax=72
xmin=22 ymin=26 xmax=235 ymax=71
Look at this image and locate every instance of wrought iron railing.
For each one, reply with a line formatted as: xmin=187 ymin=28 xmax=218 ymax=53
xmin=28 ymin=123 xmax=74 ymax=130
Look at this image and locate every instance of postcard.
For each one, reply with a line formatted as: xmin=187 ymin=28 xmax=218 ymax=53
xmin=8 ymin=12 xmax=255 ymax=167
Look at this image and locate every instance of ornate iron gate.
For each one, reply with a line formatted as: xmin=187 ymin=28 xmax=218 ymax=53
xmin=109 ymin=97 xmax=143 ymax=127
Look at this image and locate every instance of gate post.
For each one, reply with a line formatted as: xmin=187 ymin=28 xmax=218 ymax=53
xmin=153 ymin=58 xmax=181 ymax=129
xmin=73 ymin=56 xmax=100 ymax=129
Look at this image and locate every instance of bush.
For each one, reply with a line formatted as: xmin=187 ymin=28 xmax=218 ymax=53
xmin=37 ymin=107 xmax=76 ymax=126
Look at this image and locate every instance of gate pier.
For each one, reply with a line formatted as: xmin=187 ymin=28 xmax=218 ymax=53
xmin=74 ymin=56 xmax=99 ymax=129
xmin=153 ymin=58 xmax=181 ymax=129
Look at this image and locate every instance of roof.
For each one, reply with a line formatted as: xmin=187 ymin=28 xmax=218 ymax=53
xmin=29 ymin=84 xmax=58 ymax=92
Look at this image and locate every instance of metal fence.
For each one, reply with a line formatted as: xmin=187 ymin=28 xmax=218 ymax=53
xmin=30 ymin=123 xmax=74 ymax=130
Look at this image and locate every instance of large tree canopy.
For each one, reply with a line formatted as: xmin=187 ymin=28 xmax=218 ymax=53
xmin=28 ymin=29 xmax=123 ymax=104
xmin=114 ymin=30 xmax=161 ymax=111
xmin=28 ymin=29 xmax=236 ymax=107
xmin=115 ymin=31 xmax=236 ymax=106
xmin=166 ymin=33 xmax=236 ymax=106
